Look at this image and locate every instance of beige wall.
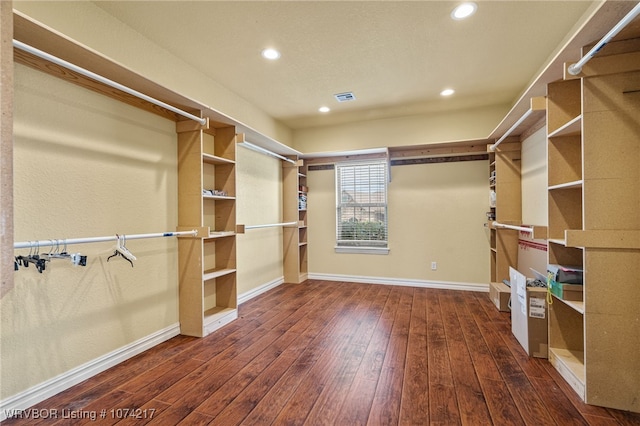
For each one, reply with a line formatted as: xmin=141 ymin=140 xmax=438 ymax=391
xmin=13 ymin=0 xmax=293 ymax=148
xmin=521 ymin=125 xmax=548 ymax=226
xmin=2 ymin=65 xmax=178 ymax=399
xmin=308 ymin=159 xmax=490 ymax=287
xmin=236 ymin=147 xmax=284 ymax=296
xmin=293 ymin=104 xmax=509 ymax=153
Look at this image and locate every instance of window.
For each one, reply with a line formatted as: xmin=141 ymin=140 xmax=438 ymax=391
xmin=335 ymin=160 xmax=389 ymax=254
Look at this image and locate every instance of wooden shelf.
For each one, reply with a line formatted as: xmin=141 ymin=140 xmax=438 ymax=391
xmin=549 ymin=348 xmax=586 ymax=400
xmin=283 ymin=159 xmax=308 ymax=284
xmin=206 ymin=231 xmax=235 ymax=239
xmin=203 ymin=306 xmax=236 ymax=319
xmin=548 ymin=238 xmax=567 ymax=246
xmin=203 ymin=194 xmax=235 ymax=200
xmin=203 ymin=268 xmax=236 ymax=281
xmin=553 ymin=295 xmax=585 ymax=314
xmin=178 ymin=125 xmax=238 ymax=338
xmin=546 ymin=50 xmax=640 ymax=411
xmin=486 ymin=141 xmax=521 ymax=284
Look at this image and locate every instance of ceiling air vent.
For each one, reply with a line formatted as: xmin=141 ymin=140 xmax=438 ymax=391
xmin=334 ymin=92 xmax=356 ymax=102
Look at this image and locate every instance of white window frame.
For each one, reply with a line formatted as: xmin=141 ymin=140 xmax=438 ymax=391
xmin=335 ymin=160 xmax=389 ymax=255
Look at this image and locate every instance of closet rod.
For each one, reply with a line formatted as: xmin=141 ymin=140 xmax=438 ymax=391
xmin=242 ymin=222 xmax=298 ymax=230
xmin=489 ymin=108 xmax=532 ymax=152
xmin=13 ymin=230 xmax=198 ymax=250
xmin=492 ymin=221 xmax=534 ymax=234
xmin=567 ymin=3 xmax=640 ymax=75
xmin=238 ymin=141 xmax=298 ymax=164
xmin=12 ymin=39 xmax=207 ymax=126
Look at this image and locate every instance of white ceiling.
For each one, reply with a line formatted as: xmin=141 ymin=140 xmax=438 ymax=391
xmin=93 ymin=1 xmax=598 ymax=130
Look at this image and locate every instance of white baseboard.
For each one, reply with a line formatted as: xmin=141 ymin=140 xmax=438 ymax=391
xmin=308 ymin=273 xmax=489 ymax=292
xmin=0 ymin=323 xmax=180 ymax=421
xmin=238 ymin=276 xmax=285 ymax=305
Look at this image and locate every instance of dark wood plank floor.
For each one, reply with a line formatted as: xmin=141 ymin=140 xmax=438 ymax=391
xmin=5 ymin=280 xmax=640 ymax=425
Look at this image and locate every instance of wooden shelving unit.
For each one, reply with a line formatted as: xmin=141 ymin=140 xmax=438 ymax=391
xmin=282 ymin=159 xmax=308 ymax=283
xmin=546 ymin=38 xmax=640 ymax=411
xmin=487 ymin=141 xmax=521 ymax=285
xmin=176 ymin=120 xmax=238 ymax=337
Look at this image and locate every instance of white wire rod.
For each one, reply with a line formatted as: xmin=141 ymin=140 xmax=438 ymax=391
xmin=492 ymin=221 xmax=534 ymax=234
xmin=238 ymin=141 xmax=298 ymax=164
xmin=568 ymin=3 xmax=640 ymax=76
xmin=244 ymin=222 xmax=298 ymax=230
xmin=14 ymin=230 xmax=198 ymax=250
xmin=13 ymin=39 xmax=207 ymax=126
xmin=489 ymin=108 xmax=533 ymax=152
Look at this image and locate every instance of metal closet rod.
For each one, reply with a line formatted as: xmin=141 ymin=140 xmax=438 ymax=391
xmin=568 ymin=3 xmax=640 ymax=75
xmin=492 ymin=221 xmax=534 ymax=234
xmin=489 ymin=108 xmax=533 ymax=152
xmin=14 ymin=230 xmax=198 ymax=250
xmin=243 ymin=222 xmax=298 ymax=230
xmin=238 ymin=141 xmax=298 ymax=164
xmin=12 ymin=39 xmax=207 ymax=126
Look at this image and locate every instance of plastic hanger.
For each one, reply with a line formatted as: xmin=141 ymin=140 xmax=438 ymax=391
xmin=107 ymin=234 xmax=136 ymax=267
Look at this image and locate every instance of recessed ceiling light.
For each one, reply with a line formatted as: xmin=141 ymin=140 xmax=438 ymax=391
xmin=451 ymin=2 xmax=477 ymax=20
xmin=261 ymin=48 xmax=281 ymax=60
xmin=440 ymin=88 xmax=455 ymax=97
xmin=319 ymin=106 xmax=330 ymax=113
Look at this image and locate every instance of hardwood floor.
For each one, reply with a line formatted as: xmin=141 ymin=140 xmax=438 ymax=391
xmin=5 ymin=280 xmax=640 ymax=425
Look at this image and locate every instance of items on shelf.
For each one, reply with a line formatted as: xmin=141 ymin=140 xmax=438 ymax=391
xmin=547 ymin=264 xmax=584 ymax=302
xmin=203 ymin=188 xmax=228 ymax=197
xmin=298 ymin=193 xmax=307 ymax=210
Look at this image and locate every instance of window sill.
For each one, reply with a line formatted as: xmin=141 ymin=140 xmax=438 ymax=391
xmin=334 ymin=246 xmax=390 ymax=255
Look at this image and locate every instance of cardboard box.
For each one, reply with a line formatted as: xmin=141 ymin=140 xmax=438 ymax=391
xmin=548 ymin=279 xmax=583 ymax=301
xmin=489 ymin=281 xmax=511 ymax=312
xmin=510 ymin=267 xmax=548 ymax=358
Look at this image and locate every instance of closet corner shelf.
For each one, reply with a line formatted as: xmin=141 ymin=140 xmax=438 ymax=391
xmin=548 ymin=180 xmax=583 ymax=191
xmin=203 ymin=268 xmax=237 ymax=281
xmin=548 ymin=115 xmax=582 ymax=138
xmin=202 ymin=153 xmax=236 ymax=165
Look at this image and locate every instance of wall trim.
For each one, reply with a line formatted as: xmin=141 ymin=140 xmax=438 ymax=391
xmin=308 ymin=273 xmax=489 ymax=292
xmin=238 ymin=276 xmax=285 ymax=305
xmin=0 ymin=323 xmax=180 ymax=421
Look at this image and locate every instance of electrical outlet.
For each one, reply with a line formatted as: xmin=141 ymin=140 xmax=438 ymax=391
xmin=431 ymin=261 xmax=437 ymax=271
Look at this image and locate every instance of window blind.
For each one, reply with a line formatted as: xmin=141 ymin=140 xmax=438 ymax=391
xmin=335 ymin=161 xmax=388 ymax=248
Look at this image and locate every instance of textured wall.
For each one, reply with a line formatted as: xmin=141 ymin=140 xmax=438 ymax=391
xmin=308 ymin=159 xmax=490 ymax=286
xmin=521 ymin=126 xmax=548 ymax=226
xmin=2 ymin=65 xmax=178 ymax=399
xmin=236 ymin=147 xmax=284 ymax=296
xmin=292 ymin=104 xmax=510 ymax=154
